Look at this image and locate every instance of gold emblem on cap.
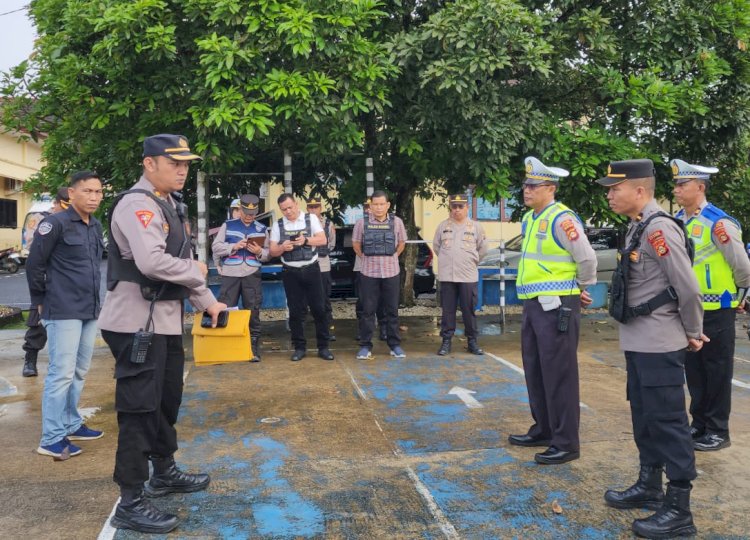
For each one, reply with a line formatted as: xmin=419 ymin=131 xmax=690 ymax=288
xmin=607 ymin=165 xmax=612 ymax=175
xmin=179 ymin=137 xmax=188 ymax=148
xmin=671 ymin=163 xmax=679 ymax=176
xmin=525 ymin=162 xmax=533 ymax=173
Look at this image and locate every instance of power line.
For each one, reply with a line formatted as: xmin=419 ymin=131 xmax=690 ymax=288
xmin=0 ymin=6 xmax=28 ymax=18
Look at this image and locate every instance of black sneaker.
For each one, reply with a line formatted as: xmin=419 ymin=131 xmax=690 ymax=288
xmin=693 ymin=433 xmax=730 ymax=452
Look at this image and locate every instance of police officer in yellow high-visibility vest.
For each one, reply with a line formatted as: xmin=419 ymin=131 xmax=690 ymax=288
xmin=673 ymin=159 xmax=750 ymax=452
xmin=508 ymin=157 xmax=597 ymax=465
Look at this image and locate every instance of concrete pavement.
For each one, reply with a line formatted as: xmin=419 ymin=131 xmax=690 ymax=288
xmin=1 ymin=313 xmax=750 ymax=539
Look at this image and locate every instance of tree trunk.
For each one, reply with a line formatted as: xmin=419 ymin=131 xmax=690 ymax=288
xmin=394 ymin=185 xmax=418 ymax=307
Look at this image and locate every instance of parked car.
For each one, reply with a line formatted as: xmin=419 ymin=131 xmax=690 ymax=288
xmin=479 ymin=227 xmax=620 ymax=284
xmin=329 ymin=225 xmax=435 ymax=298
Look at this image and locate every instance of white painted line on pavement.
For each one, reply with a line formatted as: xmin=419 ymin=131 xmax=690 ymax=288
xmin=79 ymin=406 xmax=100 ymax=421
xmin=448 ymin=386 xmax=483 ymax=409
xmin=732 ymin=378 xmax=750 ymax=390
xmin=344 ymin=366 xmax=368 ymax=400
xmin=405 ymin=466 xmax=460 ymax=540
xmin=96 ymin=497 xmax=120 ymax=540
xmin=485 ymin=352 xmax=590 ymax=409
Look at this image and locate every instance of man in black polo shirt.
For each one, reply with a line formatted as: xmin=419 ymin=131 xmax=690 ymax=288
xmin=26 ymin=171 xmax=105 ymax=459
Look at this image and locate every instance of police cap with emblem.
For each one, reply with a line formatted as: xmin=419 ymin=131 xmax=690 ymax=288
xmin=307 ymin=196 xmax=323 ymax=207
xmin=524 ymin=156 xmax=570 ymax=185
xmin=239 ymin=194 xmax=260 ymax=215
xmin=229 ymin=198 xmax=241 ymax=209
xmin=596 ymin=159 xmax=655 ymax=186
xmin=143 ymin=134 xmax=201 ymax=161
xmin=448 ymin=194 xmax=469 ymax=205
xmin=670 ymin=159 xmax=718 ymax=184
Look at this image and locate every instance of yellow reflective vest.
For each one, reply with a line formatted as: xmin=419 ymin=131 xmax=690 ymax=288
xmin=517 ymin=202 xmax=581 ymax=299
xmin=677 ymin=203 xmax=739 ymax=310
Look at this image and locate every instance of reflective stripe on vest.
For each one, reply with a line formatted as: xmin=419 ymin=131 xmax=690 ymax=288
xmin=517 ymin=202 xmax=580 ymax=299
xmin=679 ymin=203 xmax=740 ymax=310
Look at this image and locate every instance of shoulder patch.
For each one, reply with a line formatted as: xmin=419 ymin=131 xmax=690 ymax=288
xmin=135 ymin=210 xmax=155 ymax=229
xmin=648 ymin=230 xmax=670 ymax=257
xmin=38 ymin=222 xmax=53 ymax=236
xmin=714 ymin=221 xmax=730 ymax=244
xmin=560 ymin=218 xmax=579 ymax=241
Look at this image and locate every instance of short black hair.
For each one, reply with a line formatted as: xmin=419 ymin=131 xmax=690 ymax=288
xmin=371 ymin=190 xmax=388 ymax=201
xmin=277 ymin=193 xmax=295 ymax=205
xmin=69 ymin=170 xmax=101 ymax=187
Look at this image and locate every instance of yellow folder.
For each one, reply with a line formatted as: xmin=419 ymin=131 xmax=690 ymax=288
xmin=191 ymin=310 xmax=253 ymax=365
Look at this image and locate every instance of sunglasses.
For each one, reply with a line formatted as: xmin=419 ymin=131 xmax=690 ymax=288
xmin=307 ymin=204 xmax=321 ymax=209
xmin=450 ymin=203 xmax=466 ymax=209
xmin=523 ymin=182 xmax=555 ymax=190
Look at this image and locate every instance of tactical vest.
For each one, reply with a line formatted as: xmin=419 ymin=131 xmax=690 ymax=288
xmin=677 ymin=204 xmax=740 ymax=310
xmin=279 ymin=214 xmax=315 ymax=263
xmin=107 ymin=189 xmax=190 ymax=301
xmin=362 ymin=215 xmax=396 ymax=256
xmin=516 ymin=203 xmax=580 ymax=299
xmin=222 ymin=219 xmax=266 ymax=268
xmin=609 ymin=212 xmax=693 ymax=323
xmin=318 ymin=218 xmax=331 ymax=257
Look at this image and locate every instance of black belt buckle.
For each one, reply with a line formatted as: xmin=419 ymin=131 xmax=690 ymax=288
xmin=666 ymin=286 xmax=678 ymax=301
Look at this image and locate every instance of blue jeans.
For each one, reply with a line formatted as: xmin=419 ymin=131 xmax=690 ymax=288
xmin=40 ymin=319 xmax=98 ymax=446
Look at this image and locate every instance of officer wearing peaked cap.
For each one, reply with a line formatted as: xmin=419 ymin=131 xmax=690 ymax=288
xmin=672 ymin=159 xmax=750 ymax=452
xmin=99 ymin=134 xmax=227 ymax=534
xmin=212 ymin=193 xmax=270 ymax=360
xmin=599 ymin=158 xmax=706 ymax=539
xmin=433 ymin=193 xmax=488 ymax=355
xmin=508 ymin=157 xmax=597 ymax=465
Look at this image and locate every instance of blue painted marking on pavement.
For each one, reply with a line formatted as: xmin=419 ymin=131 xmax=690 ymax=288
xmin=354 ymin=356 xmax=531 ymax=453
xmin=412 ymin=450 xmax=615 ymax=539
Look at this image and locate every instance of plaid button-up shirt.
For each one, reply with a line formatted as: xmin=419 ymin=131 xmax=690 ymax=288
xmin=353 ymin=214 xmax=406 ymax=279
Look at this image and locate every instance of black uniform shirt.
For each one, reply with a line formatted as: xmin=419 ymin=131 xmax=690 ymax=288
xmin=26 ymin=206 xmax=104 ymax=320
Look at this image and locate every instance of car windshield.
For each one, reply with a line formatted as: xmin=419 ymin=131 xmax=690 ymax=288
xmin=505 ymin=234 xmax=524 ymax=251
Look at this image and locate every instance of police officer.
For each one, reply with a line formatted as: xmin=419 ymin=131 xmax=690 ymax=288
xmin=598 ymin=158 xmax=707 ymax=539
xmin=508 ymin=157 xmax=596 ymax=465
xmin=672 ymin=159 xmax=750 ymax=452
xmin=269 ymin=193 xmax=333 ymax=361
xmin=212 ymin=194 xmax=269 ymax=360
xmin=22 ymin=187 xmax=70 ymax=377
xmin=306 ymin=196 xmax=337 ymax=340
xmin=27 ymin=171 xmax=106 ymax=459
xmin=353 ymin=190 xmax=407 ymax=359
xmin=98 ymin=134 xmax=227 ymax=534
xmin=433 ymin=194 xmax=488 ymax=356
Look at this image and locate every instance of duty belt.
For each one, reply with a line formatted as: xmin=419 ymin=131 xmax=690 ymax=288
xmin=626 ymin=286 xmax=678 ymax=318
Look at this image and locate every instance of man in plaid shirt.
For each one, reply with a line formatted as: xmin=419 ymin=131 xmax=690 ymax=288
xmin=352 ymin=191 xmax=407 ymax=359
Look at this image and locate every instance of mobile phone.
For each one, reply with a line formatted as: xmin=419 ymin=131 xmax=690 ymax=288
xmin=201 ymin=310 xmax=229 ymax=328
xmin=289 ymin=233 xmax=300 ymax=241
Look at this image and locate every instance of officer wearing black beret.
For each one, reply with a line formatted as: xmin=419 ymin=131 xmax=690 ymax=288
xmin=598 ymin=158 xmax=707 ymax=539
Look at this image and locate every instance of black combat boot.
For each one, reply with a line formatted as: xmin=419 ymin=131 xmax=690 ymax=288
xmin=110 ymin=486 xmax=179 ymax=533
xmin=22 ymin=352 xmax=38 ymax=377
xmin=144 ymin=455 xmax=210 ymax=497
xmin=437 ymin=338 xmax=451 ymax=356
xmin=251 ymin=337 xmax=261 ymax=362
xmin=604 ymin=465 xmax=664 ymax=510
xmin=631 ymin=483 xmax=697 ymax=539
xmin=467 ymin=338 xmax=484 ymax=355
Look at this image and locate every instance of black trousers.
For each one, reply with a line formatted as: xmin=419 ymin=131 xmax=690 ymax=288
xmin=520 ymin=296 xmax=581 ymax=452
xmin=355 ymin=272 xmax=385 ymax=327
xmin=321 ymin=270 xmax=333 ymax=331
xmin=626 ymin=349 xmax=696 ymax=482
xmin=102 ymin=330 xmax=184 ymax=489
xmin=281 ymin=262 xmax=329 ymax=350
xmin=685 ymin=308 xmax=735 ymax=437
xmin=217 ymin=272 xmax=262 ymax=339
xmin=440 ymin=281 xmax=478 ymax=339
xmin=359 ymin=274 xmax=400 ymax=348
